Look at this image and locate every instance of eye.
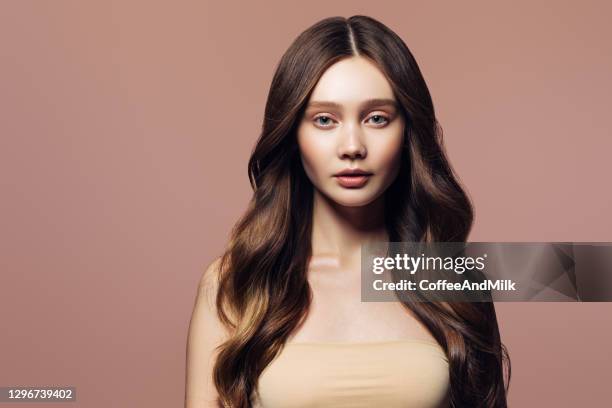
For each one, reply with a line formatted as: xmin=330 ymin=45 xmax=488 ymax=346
xmin=366 ymin=114 xmax=389 ymax=127
xmin=313 ymin=115 xmax=336 ymax=128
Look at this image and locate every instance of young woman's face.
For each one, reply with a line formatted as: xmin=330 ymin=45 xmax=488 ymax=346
xmin=297 ymin=56 xmax=405 ymax=208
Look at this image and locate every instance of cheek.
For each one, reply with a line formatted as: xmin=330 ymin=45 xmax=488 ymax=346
xmin=297 ymin=130 xmax=328 ymax=181
xmin=371 ymin=131 xmax=404 ymax=177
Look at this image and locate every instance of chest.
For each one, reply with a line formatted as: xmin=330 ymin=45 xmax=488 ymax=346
xmin=288 ymin=273 xmax=436 ymax=343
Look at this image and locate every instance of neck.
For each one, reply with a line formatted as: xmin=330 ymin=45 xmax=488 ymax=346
xmin=310 ymin=189 xmax=388 ymax=269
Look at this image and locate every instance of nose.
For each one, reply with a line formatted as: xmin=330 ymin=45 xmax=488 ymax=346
xmin=337 ymin=122 xmax=367 ymax=160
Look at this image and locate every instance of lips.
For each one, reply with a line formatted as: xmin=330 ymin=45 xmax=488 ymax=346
xmin=333 ymin=168 xmax=373 ymax=188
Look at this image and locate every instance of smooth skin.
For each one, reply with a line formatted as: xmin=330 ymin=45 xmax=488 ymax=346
xmin=185 ymin=56 xmax=437 ymax=407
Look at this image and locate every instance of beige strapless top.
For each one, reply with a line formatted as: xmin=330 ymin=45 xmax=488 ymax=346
xmin=251 ymin=339 xmax=450 ymax=408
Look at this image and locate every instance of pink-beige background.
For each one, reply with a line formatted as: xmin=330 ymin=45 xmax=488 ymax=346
xmin=1 ymin=1 xmax=610 ymax=406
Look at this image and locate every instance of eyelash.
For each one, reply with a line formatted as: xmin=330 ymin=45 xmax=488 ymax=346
xmin=313 ymin=114 xmax=390 ymax=128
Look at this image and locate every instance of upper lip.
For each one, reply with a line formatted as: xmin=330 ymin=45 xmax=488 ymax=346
xmin=334 ymin=168 xmax=373 ymax=177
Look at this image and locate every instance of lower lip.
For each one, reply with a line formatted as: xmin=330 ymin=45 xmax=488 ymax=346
xmin=334 ymin=175 xmax=371 ymax=188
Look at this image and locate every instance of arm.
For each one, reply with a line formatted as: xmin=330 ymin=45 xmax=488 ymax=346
xmin=185 ymin=258 xmax=228 ymax=408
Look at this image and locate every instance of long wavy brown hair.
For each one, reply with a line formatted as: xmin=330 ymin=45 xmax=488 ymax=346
xmin=212 ymin=15 xmax=510 ymax=407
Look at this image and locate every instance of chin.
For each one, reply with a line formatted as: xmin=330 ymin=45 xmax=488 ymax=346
xmin=328 ymin=191 xmax=380 ymax=208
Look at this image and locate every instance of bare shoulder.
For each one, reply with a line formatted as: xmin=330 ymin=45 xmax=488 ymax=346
xmin=197 ymin=257 xmax=223 ymax=308
xmin=185 ymin=257 xmax=229 ymax=408
xmin=190 ymin=256 xmax=229 ymax=341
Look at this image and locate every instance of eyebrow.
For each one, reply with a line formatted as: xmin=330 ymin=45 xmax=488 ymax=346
xmin=306 ymin=98 xmax=398 ymax=110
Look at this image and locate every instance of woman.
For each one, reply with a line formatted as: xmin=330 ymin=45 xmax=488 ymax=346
xmin=186 ymin=15 xmax=511 ymax=408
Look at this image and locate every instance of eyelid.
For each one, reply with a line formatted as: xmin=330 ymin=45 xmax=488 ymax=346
xmin=366 ymin=111 xmax=390 ymax=119
xmin=313 ymin=112 xmax=336 ymax=119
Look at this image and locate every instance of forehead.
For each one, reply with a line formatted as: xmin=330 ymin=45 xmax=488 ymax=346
xmin=308 ymin=56 xmax=395 ymax=104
